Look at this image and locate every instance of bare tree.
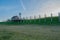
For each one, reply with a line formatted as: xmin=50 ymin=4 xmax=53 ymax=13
xmin=34 ymin=15 xmax=36 ymax=19
xmin=51 ymin=13 xmax=53 ymax=22
xmin=44 ymin=14 xmax=46 ymax=22
xmin=58 ymin=13 xmax=60 ymax=22
xmin=39 ymin=15 xmax=41 ymax=22
xmin=19 ymin=13 xmax=21 ymax=19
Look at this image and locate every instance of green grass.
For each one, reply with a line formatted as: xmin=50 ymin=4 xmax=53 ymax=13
xmin=0 ymin=25 xmax=60 ymax=40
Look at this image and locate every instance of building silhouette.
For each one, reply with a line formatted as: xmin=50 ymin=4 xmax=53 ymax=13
xmin=11 ymin=13 xmax=23 ymax=22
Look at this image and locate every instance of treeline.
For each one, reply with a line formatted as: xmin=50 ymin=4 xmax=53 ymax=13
xmin=0 ymin=16 xmax=60 ymax=25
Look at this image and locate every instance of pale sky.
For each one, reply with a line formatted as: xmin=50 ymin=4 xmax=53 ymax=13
xmin=0 ymin=0 xmax=60 ymax=21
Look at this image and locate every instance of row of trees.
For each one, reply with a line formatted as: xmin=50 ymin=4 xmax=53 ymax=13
xmin=6 ymin=13 xmax=60 ymax=24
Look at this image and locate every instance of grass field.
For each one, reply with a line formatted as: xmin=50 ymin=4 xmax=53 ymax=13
xmin=0 ymin=25 xmax=60 ymax=40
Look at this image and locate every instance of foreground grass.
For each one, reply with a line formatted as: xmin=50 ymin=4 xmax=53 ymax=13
xmin=0 ymin=25 xmax=60 ymax=40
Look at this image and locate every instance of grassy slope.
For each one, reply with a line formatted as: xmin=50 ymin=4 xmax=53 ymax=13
xmin=0 ymin=25 xmax=60 ymax=40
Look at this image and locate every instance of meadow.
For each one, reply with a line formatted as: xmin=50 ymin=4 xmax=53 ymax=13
xmin=0 ymin=25 xmax=60 ymax=40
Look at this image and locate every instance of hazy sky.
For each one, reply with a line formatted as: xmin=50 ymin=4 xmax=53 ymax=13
xmin=0 ymin=0 xmax=60 ymax=21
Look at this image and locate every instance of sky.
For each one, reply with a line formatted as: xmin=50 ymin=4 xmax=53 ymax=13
xmin=0 ymin=0 xmax=60 ymax=21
